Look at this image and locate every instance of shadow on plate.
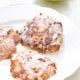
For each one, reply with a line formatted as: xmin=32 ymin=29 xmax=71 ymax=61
xmin=65 ymin=67 xmax=80 ymax=80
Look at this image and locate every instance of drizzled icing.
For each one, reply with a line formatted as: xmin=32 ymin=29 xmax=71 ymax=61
xmin=21 ymin=13 xmax=63 ymax=52
xmin=0 ymin=25 xmax=20 ymax=44
xmin=0 ymin=36 xmax=16 ymax=60
xmin=0 ymin=26 xmax=13 ymax=36
xmin=0 ymin=25 xmax=20 ymax=60
xmin=11 ymin=50 xmax=56 ymax=80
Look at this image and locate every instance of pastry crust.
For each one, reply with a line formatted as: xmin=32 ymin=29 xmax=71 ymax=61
xmin=0 ymin=36 xmax=16 ymax=60
xmin=0 ymin=26 xmax=20 ymax=60
xmin=10 ymin=51 xmax=56 ymax=80
xmin=21 ymin=13 xmax=63 ymax=52
xmin=0 ymin=26 xmax=20 ymax=44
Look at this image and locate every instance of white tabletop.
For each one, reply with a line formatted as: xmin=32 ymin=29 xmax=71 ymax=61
xmin=0 ymin=0 xmax=80 ymax=80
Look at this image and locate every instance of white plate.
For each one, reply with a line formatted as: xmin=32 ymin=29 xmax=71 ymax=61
xmin=0 ymin=4 xmax=80 ymax=80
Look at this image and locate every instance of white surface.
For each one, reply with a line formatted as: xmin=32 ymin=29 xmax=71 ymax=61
xmin=0 ymin=4 xmax=80 ymax=80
